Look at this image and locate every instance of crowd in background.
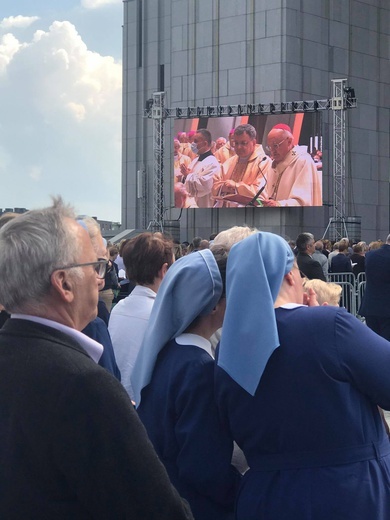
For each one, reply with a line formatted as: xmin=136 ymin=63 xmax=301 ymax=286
xmin=1 ymin=205 xmax=390 ymax=519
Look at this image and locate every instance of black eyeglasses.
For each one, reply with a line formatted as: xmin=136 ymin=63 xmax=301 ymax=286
xmin=54 ymin=259 xmax=108 ymax=279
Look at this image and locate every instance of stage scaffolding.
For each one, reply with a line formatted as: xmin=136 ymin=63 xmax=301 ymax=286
xmin=145 ymin=81 xmax=357 ymax=238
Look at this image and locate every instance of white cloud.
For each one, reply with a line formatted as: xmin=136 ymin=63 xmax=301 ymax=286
xmin=0 ymin=15 xmax=40 ymax=30
xmin=81 ymin=0 xmax=121 ymax=9
xmin=0 ymin=33 xmax=26 ymax=75
xmin=0 ymin=20 xmax=123 ymax=221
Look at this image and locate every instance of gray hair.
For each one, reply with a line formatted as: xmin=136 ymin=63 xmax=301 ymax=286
xmin=79 ymin=216 xmax=105 ymax=254
xmin=0 ymin=212 xmax=19 ymax=229
xmin=296 ymin=232 xmax=314 ymax=253
xmin=211 ymin=225 xmax=258 ymax=251
xmin=0 ymin=198 xmax=80 ymax=313
xmin=234 ymin=124 xmax=257 ymax=140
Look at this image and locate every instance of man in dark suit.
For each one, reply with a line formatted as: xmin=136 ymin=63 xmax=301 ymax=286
xmin=296 ymin=232 xmax=326 ymax=281
xmin=329 ymin=242 xmax=353 ymax=273
xmin=0 ymin=199 xmax=193 ymax=520
xmin=359 ymin=234 xmax=390 ymax=341
xmin=350 ymin=243 xmax=366 ymax=277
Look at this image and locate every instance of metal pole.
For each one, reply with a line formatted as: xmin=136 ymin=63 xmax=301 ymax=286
xmin=148 ymin=91 xmax=165 ymax=232
xmin=330 ymin=79 xmax=347 ymax=241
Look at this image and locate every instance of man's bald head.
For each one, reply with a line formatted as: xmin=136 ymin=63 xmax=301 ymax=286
xmin=266 ymin=127 xmax=294 ymax=164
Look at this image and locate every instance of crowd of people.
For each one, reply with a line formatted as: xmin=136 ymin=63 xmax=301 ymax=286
xmin=174 ymin=123 xmax=322 ymax=209
xmin=1 ymin=204 xmax=390 ymax=519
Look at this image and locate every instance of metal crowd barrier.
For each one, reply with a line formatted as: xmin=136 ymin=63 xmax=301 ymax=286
xmin=357 ymin=272 xmax=366 ymax=285
xmin=327 ymin=272 xmax=366 ymax=319
xmin=356 ymin=281 xmax=366 ymax=320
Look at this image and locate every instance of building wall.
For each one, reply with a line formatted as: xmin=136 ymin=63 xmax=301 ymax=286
xmin=122 ymin=0 xmax=389 ymax=242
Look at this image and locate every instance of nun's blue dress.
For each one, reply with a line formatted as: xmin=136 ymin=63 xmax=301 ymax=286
xmin=138 ymin=335 xmax=238 ymax=520
xmin=132 ymin=250 xmax=240 ymax=520
xmin=216 ymin=305 xmax=390 ymax=520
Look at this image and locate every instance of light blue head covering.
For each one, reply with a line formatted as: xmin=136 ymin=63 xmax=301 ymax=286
xmin=132 ymin=249 xmax=223 ymax=407
xmin=217 ymin=232 xmax=294 ymax=395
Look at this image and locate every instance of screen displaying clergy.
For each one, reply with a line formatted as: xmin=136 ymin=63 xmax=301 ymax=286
xmin=173 ymin=114 xmax=323 ymax=209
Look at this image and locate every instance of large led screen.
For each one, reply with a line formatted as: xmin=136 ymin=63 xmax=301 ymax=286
xmin=173 ymin=113 xmax=322 ymax=209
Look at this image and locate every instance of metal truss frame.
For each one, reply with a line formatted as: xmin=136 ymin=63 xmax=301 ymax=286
xmin=145 ymin=84 xmax=357 ymax=234
xmin=145 ymin=99 xmax=333 ymax=120
xmin=329 ymin=79 xmax=347 ymax=240
xmin=147 ymin=91 xmax=165 ymax=232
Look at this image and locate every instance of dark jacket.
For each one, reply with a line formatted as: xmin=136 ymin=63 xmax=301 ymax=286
xmin=350 ymin=253 xmax=365 ymax=277
xmin=0 ymin=319 xmax=193 ymax=520
xmin=330 ymin=253 xmax=352 ymax=273
xmin=82 ymin=316 xmax=121 ymax=381
xmin=0 ymin=310 xmax=10 ymax=328
xmin=297 ymin=252 xmax=326 ymax=281
xmin=359 ymin=244 xmax=390 ymax=317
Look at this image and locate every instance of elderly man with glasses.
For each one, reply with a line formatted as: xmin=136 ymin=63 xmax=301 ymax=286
xmin=262 ymin=124 xmax=322 ymax=207
xmin=0 ymin=199 xmax=193 ymax=520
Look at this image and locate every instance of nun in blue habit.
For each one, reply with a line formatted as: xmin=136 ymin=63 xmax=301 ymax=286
xmin=215 ymin=232 xmax=390 ymax=520
xmin=132 ymin=249 xmax=240 ymax=520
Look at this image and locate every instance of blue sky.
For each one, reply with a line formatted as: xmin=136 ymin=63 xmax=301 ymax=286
xmin=0 ymin=0 xmax=123 ymax=221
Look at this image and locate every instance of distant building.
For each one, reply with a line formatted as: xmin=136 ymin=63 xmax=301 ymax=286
xmin=0 ymin=208 xmax=28 ymax=216
xmin=122 ymin=0 xmax=389 ymax=242
xmin=97 ymin=219 xmax=122 ymax=241
xmin=97 ymin=220 xmax=121 ymax=232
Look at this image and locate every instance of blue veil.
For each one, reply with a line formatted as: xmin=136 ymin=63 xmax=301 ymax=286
xmin=132 ymin=249 xmax=223 ymax=406
xmin=217 ymin=232 xmax=294 ymax=395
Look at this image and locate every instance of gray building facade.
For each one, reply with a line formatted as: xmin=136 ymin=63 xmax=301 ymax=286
xmin=122 ymin=0 xmax=389 ymax=242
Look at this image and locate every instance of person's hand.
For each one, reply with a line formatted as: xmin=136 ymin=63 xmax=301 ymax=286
xmin=303 ymin=288 xmax=319 ymax=306
xmin=262 ymin=198 xmax=279 ymax=207
xmin=224 ymin=179 xmax=236 ymax=189
xmin=180 ymin=163 xmax=190 ymax=176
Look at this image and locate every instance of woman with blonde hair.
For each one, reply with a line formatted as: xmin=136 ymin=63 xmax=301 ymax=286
xmin=303 ymin=278 xmax=342 ymax=306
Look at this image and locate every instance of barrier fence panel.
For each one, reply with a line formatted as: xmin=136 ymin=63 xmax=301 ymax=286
xmin=328 ymin=272 xmax=356 ymax=287
xmin=324 ymin=272 xmax=367 ymax=319
xmin=357 ymin=272 xmax=366 ymax=285
xmin=328 ymin=273 xmax=358 ymax=316
xmin=337 ymin=281 xmax=356 ymax=315
xmin=356 ymin=281 xmax=366 ymax=320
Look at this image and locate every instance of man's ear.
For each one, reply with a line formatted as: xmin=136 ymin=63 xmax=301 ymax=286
xmin=50 ymin=270 xmax=75 ymax=303
xmin=284 ymin=271 xmax=294 ymax=286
